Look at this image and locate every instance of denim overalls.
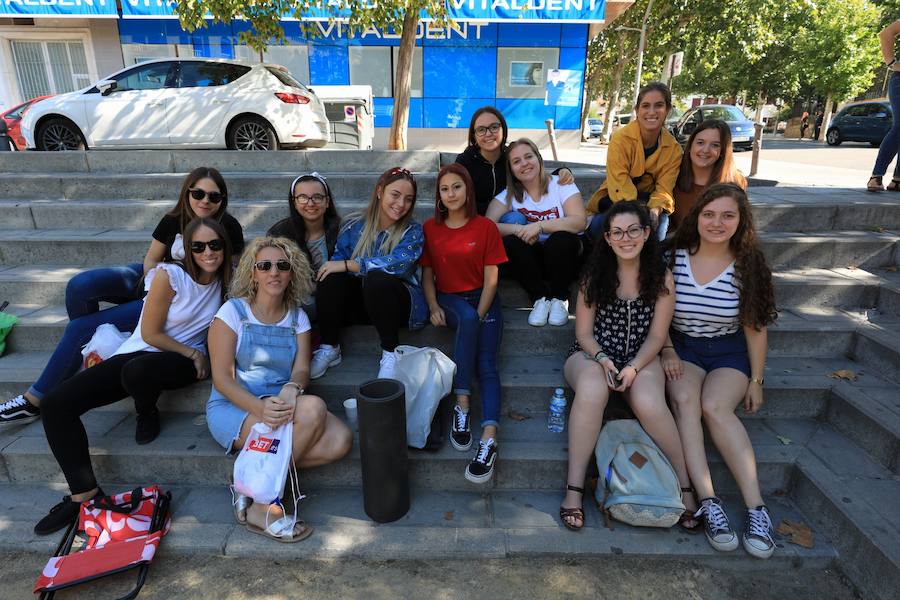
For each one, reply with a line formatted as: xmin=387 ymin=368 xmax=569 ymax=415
xmin=206 ymin=299 xmax=299 ymax=451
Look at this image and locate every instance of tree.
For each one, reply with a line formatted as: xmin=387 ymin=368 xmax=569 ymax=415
xmin=172 ymin=0 xmax=448 ymax=150
xmin=795 ymin=0 xmax=881 ymax=140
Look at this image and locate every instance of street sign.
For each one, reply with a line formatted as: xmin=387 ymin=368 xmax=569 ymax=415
xmin=671 ymin=51 xmax=684 ymax=77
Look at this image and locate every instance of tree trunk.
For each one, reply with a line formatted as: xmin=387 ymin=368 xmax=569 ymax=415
xmin=753 ymin=91 xmax=766 ymax=124
xmin=819 ymin=92 xmax=834 ymax=142
xmin=579 ymin=85 xmax=592 ymax=141
xmin=601 ymin=37 xmax=627 ymax=144
xmin=388 ymin=10 xmax=418 ymax=150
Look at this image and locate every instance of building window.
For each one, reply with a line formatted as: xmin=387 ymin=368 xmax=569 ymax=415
xmin=495 ymin=47 xmax=559 ymax=100
xmin=349 ymin=45 xmax=423 ymax=98
xmin=11 ymin=40 xmax=90 ymax=99
xmin=121 ymin=43 xmax=176 ymax=65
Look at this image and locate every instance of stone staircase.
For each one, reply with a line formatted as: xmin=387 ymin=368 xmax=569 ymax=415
xmin=0 ymin=150 xmax=898 ymax=598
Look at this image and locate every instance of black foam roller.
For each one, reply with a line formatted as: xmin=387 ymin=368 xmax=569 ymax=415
xmin=357 ymin=378 xmax=409 ymax=523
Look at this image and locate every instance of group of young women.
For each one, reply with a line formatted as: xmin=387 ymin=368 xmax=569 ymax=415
xmin=1 ymin=82 xmax=778 ymax=555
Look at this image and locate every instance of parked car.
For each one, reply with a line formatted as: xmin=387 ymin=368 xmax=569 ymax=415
xmin=826 ymin=101 xmax=892 ymax=147
xmin=612 ymin=114 xmax=632 ymax=131
xmin=21 ymin=58 xmax=330 ymax=151
xmin=670 ymin=104 xmax=756 ymax=150
xmin=584 ymin=117 xmax=602 ymax=138
xmin=1 ymin=95 xmax=52 ymax=150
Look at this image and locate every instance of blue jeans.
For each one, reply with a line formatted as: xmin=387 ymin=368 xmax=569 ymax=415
xmin=27 ymin=264 xmax=145 ymax=400
xmin=438 ymin=289 xmax=503 ymax=428
xmin=587 ymin=210 xmax=669 ymax=241
xmin=873 ymin=73 xmax=900 ymax=178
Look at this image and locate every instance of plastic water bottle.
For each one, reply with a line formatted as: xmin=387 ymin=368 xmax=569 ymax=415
xmin=548 ymin=388 xmax=567 ymax=433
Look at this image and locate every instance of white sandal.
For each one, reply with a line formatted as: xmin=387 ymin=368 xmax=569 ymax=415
xmin=246 ymin=512 xmax=313 ymax=543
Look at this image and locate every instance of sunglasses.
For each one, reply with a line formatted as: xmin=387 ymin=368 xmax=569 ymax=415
xmin=254 ymin=260 xmax=291 ymax=272
xmin=190 ymin=239 xmax=225 ymax=253
xmin=188 ymin=188 xmax=224 ymax=204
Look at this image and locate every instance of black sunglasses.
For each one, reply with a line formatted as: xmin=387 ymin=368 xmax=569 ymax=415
xmin=190 ymin=239 xmax=224 ymax=253
xmin=188 ymin=188 xmax=224 ymax=204
xmin=254 ymin=260 xmax=291 ymax=272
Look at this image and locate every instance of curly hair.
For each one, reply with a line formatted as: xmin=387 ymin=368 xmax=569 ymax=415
xmin=580 ymin=202 xmax=667 ymax=307
xmin=229 ymin=236 xmax=314 ymax=309
xmin=672 ymin=183 xmax=777 ymax=329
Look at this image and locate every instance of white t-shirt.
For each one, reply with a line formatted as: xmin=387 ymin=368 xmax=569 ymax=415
xmin=214 ymin=298 xmax=311 ymax=348
xmin=495 ymin=175 xmax=580 ymax=224
xmin=114 ymin=263 xmax=222 ymax=356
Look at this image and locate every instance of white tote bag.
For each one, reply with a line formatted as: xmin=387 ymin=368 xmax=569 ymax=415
xmin=392 ymin=345 xmax=456 ymax=449
xmin=233 ymin=421 xmax=293 ymax=504
xmin=80 ymin=323 xmax=130 ymax=369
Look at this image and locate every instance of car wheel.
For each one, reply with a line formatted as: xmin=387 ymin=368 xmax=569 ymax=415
xmin=36 ymin=118 xmax=86 ymax=151
xmin=228 ymin=116 xmax=279 ymax=151
xmin=826 ymin=129 xmax=841 ymax=146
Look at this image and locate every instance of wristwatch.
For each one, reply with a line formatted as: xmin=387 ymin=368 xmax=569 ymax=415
xmin=750 ymin=377 xmax=764 ymax=386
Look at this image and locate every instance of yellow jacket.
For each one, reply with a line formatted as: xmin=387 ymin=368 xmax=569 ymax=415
xmin=588 ymin=120 xmax=683 ymax=214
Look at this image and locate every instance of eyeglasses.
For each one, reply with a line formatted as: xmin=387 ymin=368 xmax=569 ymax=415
xmin=474 ymin=123 xmax=502 ymax=137
xmin=606 ymin=225 xmax=646 ymax=241
xmin=293 ymin=193 xmax=327 ymax=205
xmin=188 ymin=188 xmax=224 ymax=204
xmin=190 ymin=239 xmax=224 ymax=253
xmin=254 ymin=260 xmax=291 ymax=272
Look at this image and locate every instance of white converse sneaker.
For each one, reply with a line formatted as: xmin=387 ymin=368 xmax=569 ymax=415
xmin=310 ymin=344 xmax=341 ymax=379
xmin=548 ymin=298 xmax=569 ymax=326
xmin=377 ymin=349 xmax=398 ymax=379
xmin=527 ymin=297 xmax=550 ymax=327
xmin=742 ymin=505 xmax=776 ymax=559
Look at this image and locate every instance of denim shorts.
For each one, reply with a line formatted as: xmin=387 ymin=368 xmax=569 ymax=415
xmin=670 ymin=329 xmax=751 ymax=377
xmin=207 ymin=395 xmax=250 ymax=454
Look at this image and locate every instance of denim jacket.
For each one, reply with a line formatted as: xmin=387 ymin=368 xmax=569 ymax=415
xmin=333 ymin=217 xmax=427 ymax=330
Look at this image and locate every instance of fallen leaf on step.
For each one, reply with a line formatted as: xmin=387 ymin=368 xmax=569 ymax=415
xmin=508 ymin=410 xmax=530 ymax=421
xmin=443 ymin=511 xmax=454 ymax=521
xmin=777 ymin=519 xmax=814 ymax=549
xmin=776 ymin=435 xmax=793 ymax=445
xmin=870 ymin=226 xmax=886 ymax=233
xmin=885 ymin=266 xmax=898 ymax=273
xmin=828 ymin=369 xmax=858 ymax=382
xmin=772 ymin=489 xmax=787 ymax=497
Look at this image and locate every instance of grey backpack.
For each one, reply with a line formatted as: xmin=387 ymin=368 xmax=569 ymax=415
xmin=594 ymin=419 xmax=685 ymax=527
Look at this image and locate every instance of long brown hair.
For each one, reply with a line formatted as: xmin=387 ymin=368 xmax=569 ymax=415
xmin=673 ymin=183 xmax=777 ymax=329
xmin=677 ymin=120 xmax=743 ymax=192
xmin=466 ymin=106 xmax=509 ymax=150
xmin=505 ymin=138 xmax=549 ymax=204
xmin=181 ymin=217 xmax=232 ymax=302
xmin=434 ymin=163 xmax=476 ymax=224
xmin=167 ymin=167 xmax=229 ymax=232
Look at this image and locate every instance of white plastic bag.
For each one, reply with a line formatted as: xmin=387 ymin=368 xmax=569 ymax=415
xmin=81 ymin=323 xmax=130 ymax=369
xmin=233 ymin=421 xmax=293 ymax=504
xmin=392 ymin=345 xmax=456 ymax=449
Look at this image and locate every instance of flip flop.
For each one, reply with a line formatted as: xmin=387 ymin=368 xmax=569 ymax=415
xmin=245 ymin=514 xmax=313 ymax=543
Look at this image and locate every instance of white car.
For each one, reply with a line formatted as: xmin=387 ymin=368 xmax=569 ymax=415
xmin=21 ymin=58 xmax=330 ymax=151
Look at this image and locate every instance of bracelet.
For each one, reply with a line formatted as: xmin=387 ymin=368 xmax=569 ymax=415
xmin=661 ymin=345 xmax=674 ymax=350
xmin=626 ymin=362 xmax=639 ymax=374
xmin=343 ymin=259 xmax=349 ymax=272
xmin=593 ymin=350 xmax=608 ymax=363
xmin=887 ymin=58 xmax=897 ymax=68
xmin=189 ymin=349 xmax=200 ymax=360
xmin=283 ymin=381 xmax=304 ymax=395
xmin=750 ymin=377 xmax=764 ymax=386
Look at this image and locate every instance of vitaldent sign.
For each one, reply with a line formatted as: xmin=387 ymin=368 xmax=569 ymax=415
xmin=0 ymin=0 xmax=117 ymax=18
xmin=119 ymin=0 xmax=605 ymax=22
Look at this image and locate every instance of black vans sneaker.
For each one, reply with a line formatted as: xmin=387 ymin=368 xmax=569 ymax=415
xmin=743 ymin=505 xmax=776 ymax=559
xmin=696 ymin=497 xmax=739 ymax=552
xmin=0 ymin=395 xmax=40 ymax=426
xmin=450 ymin=405 xmax=472 ymax=451
xmin=135 ymin=410 xmax=161 ymax=445
xmin=465 ymin=438 xmax=497 ymax=484
xmin=34 ymin=488 xmax=104 ymax=536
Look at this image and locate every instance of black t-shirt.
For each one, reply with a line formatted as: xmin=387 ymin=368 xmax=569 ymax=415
xmin=152 ymin=213 xmax=245 ymax=261
xmin=456 ymin=145 xmax=508 ymax=217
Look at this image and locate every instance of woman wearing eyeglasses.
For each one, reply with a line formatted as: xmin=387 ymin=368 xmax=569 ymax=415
xmin=558 ymin=202 xmax=697 ymax=533
xmin=268 ymin=172 xmax=340 ymax=320
xmin=309 ymin=167 xmax=426 ymax=380
xmin=456 ymin=106 xmax=574 ymax=216
xmin=0 ymin=167 xmax=245 ymax=427
xmin=33 ymin=218 xmax=232 ymax=536
xmin=206 ymin=236 xmax=351 ymax=543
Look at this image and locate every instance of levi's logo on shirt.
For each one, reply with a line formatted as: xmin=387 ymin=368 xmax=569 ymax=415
xmin=519 ymin=207 xmax=560 ymax=222
xmin=467 ymin=241 xmax=477 ymax=247
xmin=248 ymin=437 xmax=281 ymax=454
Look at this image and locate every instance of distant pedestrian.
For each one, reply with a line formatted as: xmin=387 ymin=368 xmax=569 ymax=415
xmin=868 ymin=19 xmax=900 ymax=192
xmin=814 ymin=111 xmax=824 ymax=141
xmin=799 ymin=111 xmax=809 ymax=139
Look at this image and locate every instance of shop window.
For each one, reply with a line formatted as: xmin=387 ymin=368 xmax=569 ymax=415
xmin=495 ymin=47 xmax=559 ymax=100
xmin=349 ymin=46 xmax=422 ymax=98
xmin=11 ymin=40 xmax=90 ymax=100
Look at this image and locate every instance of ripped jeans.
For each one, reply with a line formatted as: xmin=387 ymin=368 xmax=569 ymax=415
xmin=437 ymin=288 xmax=503 ymax=428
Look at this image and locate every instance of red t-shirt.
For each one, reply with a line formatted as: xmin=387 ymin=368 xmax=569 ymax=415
xmin=421 ymin=215 xmax=508 ymax=294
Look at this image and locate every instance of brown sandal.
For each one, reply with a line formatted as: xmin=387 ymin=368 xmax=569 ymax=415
xmin=887 ymin=178 xmax=900 ymax=192
xmin=559 ymin=484 xmax=585 ymax=531
xmin=678 ymin=486 xmax=703 ymax=534
xmin=868 ymin=176 xmax=884 ymax=192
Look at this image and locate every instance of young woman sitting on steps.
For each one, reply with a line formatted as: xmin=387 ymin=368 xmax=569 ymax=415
xmin=663 ymin=183 xmax=779 ymax=558
xmin=34 ymin=218 xmax=233 ymax=536
xmin=558 ymin=201 xmax=699 ymax=532
xmin=0 ymin=167 xmax=245 ymax=426
xmin=206 ymin=236 xmax=352 ymax=543
xmin=422 ymin=163 xmax=507 ymax=484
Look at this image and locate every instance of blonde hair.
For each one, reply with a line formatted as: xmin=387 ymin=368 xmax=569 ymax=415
xmin=505 ymin=138 xmax=550 ymax=204
xmin=229 ymin=236 xmax=314 ymax=309
xmin=350 ymin=167 xmax=418 ymax=260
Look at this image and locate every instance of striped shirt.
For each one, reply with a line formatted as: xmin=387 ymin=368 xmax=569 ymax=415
xmin=671 ymin=248 xmax=740 ymax=337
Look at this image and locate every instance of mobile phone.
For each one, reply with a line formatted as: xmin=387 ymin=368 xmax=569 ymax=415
xmin=606 ymin=370 xmax=617 ymax=387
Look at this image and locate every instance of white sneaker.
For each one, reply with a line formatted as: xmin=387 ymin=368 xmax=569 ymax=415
xmin=527 ymin=297 xmax=550 ymax=327
xmin=548 ymin=298 xmax=569 ymax=326
xmin=310 ymin=344 xmax=341 ymax=379
xmin=377 ymin=350 xmax=397 ymax=379
xmin=742 ymin=505 xmax=776 ymax=559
